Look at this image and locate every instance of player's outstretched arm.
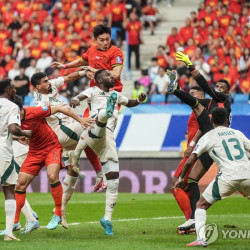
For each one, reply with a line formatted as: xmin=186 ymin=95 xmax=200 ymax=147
xmin=62 ymin=70 xmax=87 ymax=83
xmin=8 ymin=124 xmax=32 ymax=138
xmin=70 ymin=94 xmax=88 ymax=108
xmin=50 ymin=106 xmax=95 ymax=129
xmin=51 ymin=58 xmax=88 ymax=69
xmin=126 ymin=93 xmax=147 ymax=107
xmin=184 ymin=130 xmax=203 ymax=158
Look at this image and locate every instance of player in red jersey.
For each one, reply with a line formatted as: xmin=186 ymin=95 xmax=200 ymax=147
xmin=51 ymin=25 xmax=124 ymax=93
xmin=171 ymin=86 xmax=204 ymax=233
xmin=13 ymin=96 xmax=93 ymax=233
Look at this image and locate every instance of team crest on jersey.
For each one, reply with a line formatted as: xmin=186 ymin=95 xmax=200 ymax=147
xmin=116 ymin=56 xmax=122 ymax=63
xmin=42 ymin=106 xmax=49 ymax=111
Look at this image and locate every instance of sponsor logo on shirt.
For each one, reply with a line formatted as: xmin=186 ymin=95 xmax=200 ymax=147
xmin=42 ymin=106 xmax=49 ymax=111
xmin=116 ymin=56 xmax=122 ymax=63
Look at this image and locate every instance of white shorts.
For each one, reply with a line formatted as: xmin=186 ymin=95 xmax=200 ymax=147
xmin=14 ymin=153 xmax=28 ymax=172
xmin=140 ymin=15 xmax=157 ymax=22
xmin=0 ymin=159 xmax=18 ymax=186
xmin=203 ymin=176 xmax=250 ymax=204
xmin=54 ymin=121 xmax=83 ymax=149
xmin=83 ymin=128 xmax=118 ymax=164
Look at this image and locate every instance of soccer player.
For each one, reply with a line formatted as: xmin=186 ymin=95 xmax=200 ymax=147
xmin=0 ymin=79 xmax=32 ymax=241
xmin=171 ymin=86 xmax=204 ymax=229
xmin=31 ymin=70 xmax=100 ymax=229
xmin=13 ymin=96 xmax=93 ymax=233
xmin=70 ymin=69 xmax=146 ymax=235
xmin=176 ymin=108 xmax=250 ymax=247
xmin=51 ymin=25 xmax=124 ymax=92
xmin=167 ymin=52 xmax=231 ymax=231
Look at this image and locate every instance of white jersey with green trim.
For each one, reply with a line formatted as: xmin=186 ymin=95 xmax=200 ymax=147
xmin=193 ymin=126 xmax=250 ymax=181
xmin=81 ymin=86 xmax=128 ymax=132
xmin=0 ymin=98 xmax=21 ymax=161
xmin=33 ymin=77 xmax=75 ymax=130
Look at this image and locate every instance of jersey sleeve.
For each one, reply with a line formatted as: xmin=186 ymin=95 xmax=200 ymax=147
xmin=193 ymin=134 xmax=209 ymax=157
xmin=8 ymin=105 xmax=21 ymax=126
xmin=81 ymin=47 xmax=89 ymax=62
xmin=26 ymin=106 xmax=51 ymax=120
xmin=110 ymin=47 xmax=124 ymax=68
xmin=237 ymin=131 xmax=250 ymax=152
xmin=117 ymin=92 xmax=129 ymax=105
xmin=80 ymin=87 xmax=93 ymax=100
xmin=49 ymin=77 xmax=64 ymax=88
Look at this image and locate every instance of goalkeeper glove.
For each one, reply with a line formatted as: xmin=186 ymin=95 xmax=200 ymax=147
xmin=176 ymin=52 xmax=193 ymax=67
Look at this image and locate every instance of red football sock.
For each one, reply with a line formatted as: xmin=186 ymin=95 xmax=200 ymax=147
xmin=171 ymin=188 xmax=192 ymax=220
xmin=15 ymin=190 xmax=26 ymax=223
xmin=84 ymin=146 xmax=102 ymax=173
xmin=51 ymin=181 xmax=63 ymax=217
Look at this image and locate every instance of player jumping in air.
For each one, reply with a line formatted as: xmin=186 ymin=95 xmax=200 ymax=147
xmin=70 ymin=69 xmax=146 ymax=236
xmin=13 ymin=96 xmax=93 ymax=233
xmin=175 ymin=108 xmax=250 ymax=247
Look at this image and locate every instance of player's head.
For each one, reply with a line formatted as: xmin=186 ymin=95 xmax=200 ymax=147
xmin=31 ymin=72 xmax=52 ymax=94
xmin=189 ymin=86 xmax=205 ymax=99
xmin=93 ymin=25 xmax=111 ymax=51
xmin=211 ymin=107 xmax=228 ymax=127
xmin=94 ymin=69 xmax=114 ymax=89
xmin=13 ymin=95 xmax=23 ymax=111
xmin=215 ymin=79 xmax=230 ymax=95
xmin=0 ymin=78 xmax=16 ymax=100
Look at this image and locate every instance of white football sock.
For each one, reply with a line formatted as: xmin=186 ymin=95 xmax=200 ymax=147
xmin=21 ymin=199 xmax=36 ymax=223
xmin=104 ymin=178 xmax=119 ymax=221
xmin=195 ymin=208 xmax=207 ymax=241
xmin=63 ymin=149 xmax=70 ymax=166
xmin=97 ymin=109 xmax=108 ymax=124
xmin=5 ymin=199 xmax=16 ymax=236
xmin=72 ymin=136 xmax=87 ymax=166
xmin=62 ymin=174 xmax=78 ymax=212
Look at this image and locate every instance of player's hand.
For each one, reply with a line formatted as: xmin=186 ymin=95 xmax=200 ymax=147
xmin=70 ymin=97 xmax=80 ymax=108
xmin=23 ymin=130 xmax=32 ymax=138
xmin=79 ymin=117 xmax=95 ymax=129
xmin=51 ymin=62 xmax=65 ymax=69
xmin=18 ymin=136 xmax=30 ymax=145
xmin=81 ymin=66 xmax=97 ymax=73
xmin=184 ymin=145 xmax=193 ymax=158
xmin=86 ymin=70 xmax=94 ymax=80
xmin=173 ymin=179 xmax=182 ymax=192
xmin=176 ymin=52 xmax=193 ymax=67
xmin=138 ymin=92 xmax=146 ymax=103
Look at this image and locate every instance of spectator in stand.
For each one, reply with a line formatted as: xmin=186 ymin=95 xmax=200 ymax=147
xmin=219 ymin=5 xmax=232 ymax=33
xmin=14 ymin=67 xmax=30 ymax=101
xmin=36 ymin=50 xmax=53 ymax=72
xmin=20 ymin=48 xmax=34 ymax=68
xmin=148 ymin=57 xmax=159 ymax=83
xmin=8 ymin=62 xmax=20 ymax=80
xmin=138 ymin=69 xmax=151 ymax=92
xmin=141 ymin=0 xmax=159 ymax=35
xmin=150 ymin=66 xmax=169 ymax=96
xmin=203 ymin=5 xmax=216 ymax=26
xmin=1 ymin=39 xmax=13 ymax=57
xmin=178 ymin=18 xmax=193 ymax=45
xmin=2 ymin=54 xmax=15 ymax=73
xmin=195 ymin=57 xmax=211 ymax=83
xmin=165 ymin=27 xmax=179 ymax=54
xmin=184 ymin=38 xmax=196 ymax=58
xmin=190 ymin=11 xmax=198 ymax=26
xmin=239 ymin=47 xmax=250 ymax=72
xmin=239 ymin=70 xmax=250 ymax=96
xmin=108 ymin=0 xmax=127 ymax=43
xmin=124 ymin=12 xmax=143 ymax=70
xmin=132 ymin=81 xmax=147 ymax=103
xmin=155 ymin=45 xmax=168 ymax=69
xmin=25 ymin=58 xmax=37 ymax=80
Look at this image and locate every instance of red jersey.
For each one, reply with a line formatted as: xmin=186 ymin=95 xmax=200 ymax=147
xmin=81 ymin=44 xmax=123 ymax=92
xmin=126 ymin=21 xmax=141 ymax=45
xmin=21 ymin=106 xmax=61 ymax=152
xmin=187 ymin=112 xmax=199 ymax=146
xmin=109 ymin=3 xmax=126 ymax=22
xmin=166 ymin=34 xmax=179 ymax=53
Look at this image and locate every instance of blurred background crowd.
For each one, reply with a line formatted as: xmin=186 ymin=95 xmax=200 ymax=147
xmin=0 ymin=0 xmax=249 ymax=106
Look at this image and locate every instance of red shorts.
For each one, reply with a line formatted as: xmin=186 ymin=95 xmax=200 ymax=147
xmin=174 ymin=157 xmax=195 ymax=183
xmin=20 ymin=144 xmax=63 ymax=176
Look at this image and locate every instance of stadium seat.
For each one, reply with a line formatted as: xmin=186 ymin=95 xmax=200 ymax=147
xmin=234 ymin=94 xmax=249 ymax=104
xmin=150 ymin=94 xmax=165 ymax=104
xmin=166 ymin=95 xmax=182 ymax=104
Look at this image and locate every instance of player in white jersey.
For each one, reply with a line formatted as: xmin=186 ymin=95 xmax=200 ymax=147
xmin=70 ymin=69 xmax=146 ymax=235
xmin=31 ymin=71 xmax=99 ymax=228
xmin=0 ymin=79 xmax=32 ymax=241
xmin=174 ymin=107 xmax=250 ymax=247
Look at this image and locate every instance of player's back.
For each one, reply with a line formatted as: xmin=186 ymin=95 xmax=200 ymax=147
xmin=202 ymin=126 xmax=250 ymax=180
xmin=21 ymin=106 xmax=60 ymax=151
xmin=0 ymin=98 xmax=20 ymax=160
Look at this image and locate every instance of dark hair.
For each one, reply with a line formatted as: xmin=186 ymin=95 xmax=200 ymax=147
xmin=211 ymin=107 xmax=227 ymax=125
xmin=31 ymin=72 xmax=47 ymax=87
xmin=151 ymin=57 xmax=158 ymax=62
xmin=190 ymin=85 xmax=205 ymax=94
xmin=93 ymin=25 xmax=111 ymax=39
xmin=94 ymin=69 xmax=106 ymax=83
xmin=217 ymin=79 xmax=230 ymax=91
xmin=0 ymin=78 xmax=12 ymax=95
xmin=13 ymin=95 xmax=23 ymax=110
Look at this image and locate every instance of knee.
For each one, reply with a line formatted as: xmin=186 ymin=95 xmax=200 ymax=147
xmin=196 ymin=197 xmax=210 ymax=210
xmin=48 ymin=173 xmax=59 ymax=184
xmin=106 ymin=171 xmax=119 ymax=180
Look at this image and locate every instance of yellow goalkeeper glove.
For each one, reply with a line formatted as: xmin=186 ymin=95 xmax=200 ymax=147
xmin=176 ymin=51 xmax=193 ymax=67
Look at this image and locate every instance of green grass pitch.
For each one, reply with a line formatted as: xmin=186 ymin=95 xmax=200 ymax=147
xmin=0 ymin=193 xmax=249 ymax=249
